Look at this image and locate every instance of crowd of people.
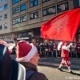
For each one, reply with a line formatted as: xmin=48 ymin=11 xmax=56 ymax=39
xmin=37 ymin=41 xmax=57 ymax=57
xmin=10 ymin=39 xmax=80 ymax=58
xmin=36 ymin=41 xmax=79 ymax=58
xmin=0 ymin=39 xmax=80 ymax=80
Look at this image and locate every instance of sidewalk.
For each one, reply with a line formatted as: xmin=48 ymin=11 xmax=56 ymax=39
xmin=38 ymin=57 xmax=80 ymax=70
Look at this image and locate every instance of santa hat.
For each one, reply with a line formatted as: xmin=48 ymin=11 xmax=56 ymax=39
xmin=16 ymin=40 xmax=38 ymax=62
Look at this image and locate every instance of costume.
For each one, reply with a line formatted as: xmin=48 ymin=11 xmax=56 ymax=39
xmin=58 ymin=42 xmax=72 ymax=73
xmin=61 ymin=43 xmax=71 ymax=66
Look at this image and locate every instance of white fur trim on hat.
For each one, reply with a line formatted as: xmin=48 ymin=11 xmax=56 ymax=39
xmin=16 ymin=43 xmax=38 ymax=62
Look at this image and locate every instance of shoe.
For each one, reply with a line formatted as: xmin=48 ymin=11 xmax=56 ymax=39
xmin=58 ymin=67 xmax=63 ymax=71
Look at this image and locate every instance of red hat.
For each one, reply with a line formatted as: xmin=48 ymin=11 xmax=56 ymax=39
xmin=16 ymin=40 xmax=38 ymax=62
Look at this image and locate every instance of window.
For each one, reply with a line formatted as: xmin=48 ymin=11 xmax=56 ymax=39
xmin=34 ymin=0 xmax=38 ymax=6
xmin=12 ymin=0 xmax=20 ymax=4
xmin=3 ymin=0 xmax=5 ymax=1
xmin=20 ymin=15 xmax=26 ymax=22
xmin=12 ymin=17 xmax=20 ymax=25
xmin=57 ymin=2 xmax=69 ymax=13
xmin=12 ymin=19 xmax=16 ymax=25
xmin=30 ymin=1 xmax=34 ymax=7
xmin=0 ymin=0 xmax=5 ymax=2
xmin=0 ymin=6 xmax=3 ymax=12
xmin=0 ymin=0 xmax=3 ymax=2
xmin=0 ymin=25 xmax=2 ymax=30
xmin=29 ymin=0 xmax=38 ymax=7
xmin=42 ymin=6 xmax=56 ymax=16
xmin=4 ymin=4 xmax=8 ymax=10
xmin=30 ymin=11 xmax=38 ymax=20
xmin=0 ymin=16 xmax=2 ymax=21
xmin=4 ymin=23 xmax=8 ymax=29
xmin=12 ymin=6 xmax=20 ymax=14
xmin=79 ymin=0 xmax=80 ymax=6
xmin=73 ymin=0 xmax=80 ymax=8
xmin=42 ymin=0 xmax=50 ymax=3
xmin=20 ymin=4 xmax=26 ymax=11
xmin=18 ymin=33 xmax=22 ymax=38
xmin=17 ymin=33 xmax=28 ymax=38
xmin=16 ymin=17 xmax=20 ymax=24
xmin=4 ymin=14 xmax=7 ymax=19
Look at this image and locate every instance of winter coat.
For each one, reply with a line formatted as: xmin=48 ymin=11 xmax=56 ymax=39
xmin=20 ymin=62 xmax=48 ymax=80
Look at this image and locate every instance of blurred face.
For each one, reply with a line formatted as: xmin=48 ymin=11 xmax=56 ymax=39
xmin=30 ymin=52 xmax=40 ymax=66
xmin=63 ymin=42 xmax=68 ymax=46
xmin=64 ymin=42 xmax=67 ymax=45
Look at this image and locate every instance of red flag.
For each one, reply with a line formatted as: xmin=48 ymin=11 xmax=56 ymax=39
xmin=41 ymin=8 xmax=80 ymax=41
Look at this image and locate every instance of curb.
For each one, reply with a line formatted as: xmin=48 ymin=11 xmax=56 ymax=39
xmin=38 ymin=62 xmax=80 ymax=70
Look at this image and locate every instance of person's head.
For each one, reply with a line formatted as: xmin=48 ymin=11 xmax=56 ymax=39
xmin=63 ymin=41 xmax=72 ymax=45
xmin=16 ymin=40 xmax=40 ymax=66
xmin=62 ymin=41 xmax=67 ymax=46
xmin=64 ymin=42 xmax=67 ymax=45
xmin=31 ymin=39 xmax=37 ymax=46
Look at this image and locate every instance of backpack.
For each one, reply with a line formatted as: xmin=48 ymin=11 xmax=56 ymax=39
xmin=26 ymin=69 xmax=36 ymax=80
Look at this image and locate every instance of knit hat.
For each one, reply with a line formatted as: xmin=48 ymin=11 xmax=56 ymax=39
xmin=16 ymin=40 xmax=38 ymax=62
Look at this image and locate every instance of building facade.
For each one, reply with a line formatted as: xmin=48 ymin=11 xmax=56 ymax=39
xmin=0 ymin=0 xmax=80 ymax=42
xmin=0 ymin=0 xmax=12 ymax=42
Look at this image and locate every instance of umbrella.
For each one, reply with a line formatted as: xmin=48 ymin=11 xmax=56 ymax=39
xmin=41 ymin=8 xmax=80 ymax=42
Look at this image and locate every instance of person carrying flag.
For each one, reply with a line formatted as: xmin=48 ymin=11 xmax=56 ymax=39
xmin=58 ymin=41 xmax=73 ymax=73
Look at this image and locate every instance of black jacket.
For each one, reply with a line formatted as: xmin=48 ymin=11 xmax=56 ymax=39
xmin=20 ymin=62 xmax=48 ymax=80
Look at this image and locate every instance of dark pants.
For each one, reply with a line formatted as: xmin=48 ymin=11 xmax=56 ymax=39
xmin=53 ymin=50 xmax=57 ymax=57
xmin=77 ymin=52 xmax=80 ymax=58
xmin=71 ymin=52 xmax=76 ymax=58
xmin=57 ymin=50 xmax=61 ymax=57
xmin=45 ymin=51 xmax=49 ymax=57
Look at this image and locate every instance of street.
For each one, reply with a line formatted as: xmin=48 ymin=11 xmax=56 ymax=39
xmin=38 ymin=66 xmax=80 ymax=80
xmin=11 ymin=55 xmax=80 ymax=80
